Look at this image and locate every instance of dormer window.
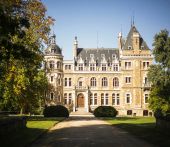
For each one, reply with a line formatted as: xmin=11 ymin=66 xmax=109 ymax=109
xmin=90 ymin=54 xmax=94 ymax=58
xmin=101 ymin=54 xmax=105 ymax=58
xmin=112 ymin=54 xmax=116 ymax=60
xmin=128 ymin=46 xmax=132 ymax=49
xmin=49 ymin=61 xmax=54 ymax=69
xmin=51 ymin=49 xmax=55 ymax=53
xmin=84 ymin=60 xmax=87 ymax=66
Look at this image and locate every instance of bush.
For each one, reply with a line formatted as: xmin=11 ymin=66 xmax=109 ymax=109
xmin=43 ymin=105 xmax=69 ymax=117
xmin=93 ymin=106 xmax=117 ymax=117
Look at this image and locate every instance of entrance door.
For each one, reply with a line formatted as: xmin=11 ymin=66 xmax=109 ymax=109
xmin=77 ymin=93 xmax=84 ymax=107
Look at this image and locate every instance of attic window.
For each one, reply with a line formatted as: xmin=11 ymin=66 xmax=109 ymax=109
xmin=128 ymin=46 xmax=132 ymax=50
xmin=141 ymin=46 xmax=144 ymax=49
xmin=101 ymin=54 xmax=105 ymax=58
xmin=90 ymin=54 xmax=94 ymax=58
xmin=112 ymin=54 xmax=116 ymax=60
xmin=51 ymin=49 xmax=55 ymax=53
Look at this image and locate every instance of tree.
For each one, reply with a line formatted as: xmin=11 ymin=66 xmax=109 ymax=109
xmin=0 ymin=0 xmax=54 ymax=114
xmin=148 ymin=29 xmax=170 ymax=117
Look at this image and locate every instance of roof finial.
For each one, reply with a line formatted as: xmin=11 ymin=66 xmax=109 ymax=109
xmin=132 ymin=11 xmax=135 ymax=26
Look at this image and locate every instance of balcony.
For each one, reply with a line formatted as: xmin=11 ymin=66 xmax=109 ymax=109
xmin=75 ymin=86 xmax=88 ymax=90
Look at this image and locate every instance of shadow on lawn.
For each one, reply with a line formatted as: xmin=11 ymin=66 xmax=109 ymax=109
xmin=113 ymin=122 xmax=170 ymax=147
xmin=101 ymin=117 xmax=141 ymax=121
xmin=1 ymin=127 xmax=47 ymax=147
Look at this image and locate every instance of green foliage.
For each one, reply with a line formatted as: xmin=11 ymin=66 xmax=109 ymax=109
xmin=93 ymin=106 xmax=117 ymax=117
xmin=43 ymin=105 xmax=69 ymax=117
xmin=148 ymin=29 xmax=170 ymax=117
xmin=0 ymin=0 xmax=54 ymax=114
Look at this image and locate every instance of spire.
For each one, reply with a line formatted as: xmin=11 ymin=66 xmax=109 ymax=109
xmin=73 ymin=36 xmax=78 ymax=58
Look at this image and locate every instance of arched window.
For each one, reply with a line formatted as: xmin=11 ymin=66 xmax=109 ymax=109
xmin=49 ymin=61 xmax=54 ymax=69
xmin=94 ymin=93 xmax=97 ymax=105
xmin=57 ymin=61 xmax=60 ymax=69
xmin=113 ymin=77 xmax=119 ymax=87
xmin=69 ymin=78 xmax=72 ymax=86
xmin=64 ymin=93 xmax=67 ymax=104
xmin=101 ymin=93 xmax=104 ymax=105
xmin=69 ymin=93 xmax=72 ymax=104
xmin=64 ymin=78 xmax=67 ymax=86
xmin=90 ymin=77 xmax=96 ymax=87
xmin=50 ymin=92 xmax=54 ymax=100
xmin=102 ymin=77 xmax=108 ymax=87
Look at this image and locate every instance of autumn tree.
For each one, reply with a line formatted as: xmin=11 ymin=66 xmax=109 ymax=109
xmin=0 ymin=0 xmax=54 ymax=114
xmin=148 ymin=30 xmax=170 ymax=118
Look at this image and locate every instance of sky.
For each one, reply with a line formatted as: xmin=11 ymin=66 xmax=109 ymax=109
xmin=42 ymin=0 xmax=170 ymax=60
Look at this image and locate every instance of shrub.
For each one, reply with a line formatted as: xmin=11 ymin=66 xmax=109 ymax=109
xmin=93 ymin=106 xmax=117 ymax=117
xmin=43 ymin=105 xmax=69 ymax=117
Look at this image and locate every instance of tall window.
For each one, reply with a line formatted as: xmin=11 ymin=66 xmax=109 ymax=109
xmin=101 ymin=93 xmax=109 ymax=105
xmin=64 ymin=78 xmax=67 ymax=86
xmin=69 ymin=78 xmax=72 ymax=86
xmin=125 ymin=62 xmax=131 ymax=69
xmin=90 ymin=77 xmax=96 ymax=87
xmin=90 ymin=93 xmax=98 ymax=105
xmin=144 ymin=94 xmax=149 ymax=103
xmin=102 ymin=77 xmax=108 ymax=87
xmin=143 ymin=62 xmax=149 ymax=69
xmin=90 ymin=64 xmax=95 ymax=71
xmin=102 ymin=64 xmax=107 ymax=71
xmin=58 ymin=74 xmax=61 ymax=86
xmin=113 ymin=77 xmax=119 ymax=88
xmin=94 ymin=93 xmax=97 ymax=105
xmin=125 ymin=77 xmax=131 ymax=83
xmin=126 ymin=93 xmax=131 ymax=104
xmin=90 ymin=94 xmax=93 ymax=105
xmin=49 ymin=61 xmax=54 ymax=69
xmin=78 ymin=64 xmax=83 ymax=71
xmin=57 ymin=61 xmax=60 ymax=69
xmin=101 ymin=93 xmax=104 ymax=105
xmin=64 ymin=93 xmax=67 ymax=104
xmin=112 ymin=93 xmax=120 ymax=105
xmin=65 ymin=65 xmax=71 ymax=70
xmin=113 ymin=64 xmax=119 ymax=71
xmin=50 ymin=92 xmax=54 ymax=100
xmin=51 ymin=76 xmax=54 ymax=82
xmin=69 ymin=93 xmax=72 ymax=104
xmin=105 ymin=93 xmax=109 ymax=105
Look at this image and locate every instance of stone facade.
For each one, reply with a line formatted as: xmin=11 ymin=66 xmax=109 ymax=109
xmin=44 ymin=25 xmax=153 ymax=116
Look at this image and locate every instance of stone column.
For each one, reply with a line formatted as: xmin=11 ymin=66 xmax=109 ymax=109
xmin=85 ymin=91 xmax=89 ymax=112
xmin=72 ymin=90 xmax=76 ymax=112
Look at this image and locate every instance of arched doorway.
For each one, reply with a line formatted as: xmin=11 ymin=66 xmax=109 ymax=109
xmin=77 ymin=93 xmax=84 ymax=107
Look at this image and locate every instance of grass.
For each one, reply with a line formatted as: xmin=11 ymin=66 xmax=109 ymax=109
xmin=105 ymin=117 xmax=170 ymax=147
xmin=1 ymin=116 xmax=64 ymax=147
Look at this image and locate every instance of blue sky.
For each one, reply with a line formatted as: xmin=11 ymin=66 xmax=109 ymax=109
xmin=42 ymin=0 xmax=170 ymax=60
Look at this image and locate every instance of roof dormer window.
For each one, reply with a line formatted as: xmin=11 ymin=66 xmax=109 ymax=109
xmin=141 ymin=46 xmax=144 ymax=49
xmin=128 ymin=46 xmax=132 ymax=50
xmin=90 ymin=54 xmax=94 ymax=58
xmin=101 ymin=54 xmax=105 ymax=58
xmin=112 ymin=54 xmax=116 ymax=60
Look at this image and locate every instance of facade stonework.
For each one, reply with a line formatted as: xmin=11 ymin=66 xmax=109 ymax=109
xmin=44 ymin=25 xmax=153 ymax=116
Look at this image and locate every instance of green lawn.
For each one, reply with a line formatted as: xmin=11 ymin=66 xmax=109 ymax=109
xmin=1 ymin=117 xmax=64 ymax=147
xmin=105 ymin=117 xmax=170 ymax=147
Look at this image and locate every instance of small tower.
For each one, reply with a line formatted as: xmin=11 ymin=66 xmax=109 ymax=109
xmin=73 ymin=36 xmax=78 ymax=59
xmin=118 ymin=32 xmax=122 ymax=50
xmin=44 ymin=34 xmax=63 ymax=106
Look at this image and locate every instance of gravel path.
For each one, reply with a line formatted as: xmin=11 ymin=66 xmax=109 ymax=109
xmin=31 ymin=116 xmax=154 ymax=147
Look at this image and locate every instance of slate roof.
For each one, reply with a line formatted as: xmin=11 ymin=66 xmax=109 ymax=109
xmin=76 ymin=48 xmax=119 ymax=65
xmin=45 ymin=35 xmax=62 ymax=55
xmin=123 ymin=25 xmax=149 ymax=50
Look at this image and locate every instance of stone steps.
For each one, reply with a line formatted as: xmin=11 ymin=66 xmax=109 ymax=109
xmin=70 ymin=107 xmax=94 ymax=116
